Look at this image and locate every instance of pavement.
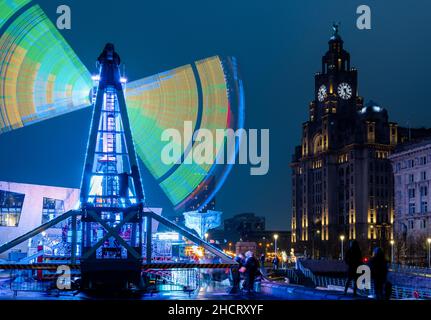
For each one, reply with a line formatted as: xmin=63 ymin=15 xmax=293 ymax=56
xmin=0 ymin=279 xmax=363 ymax=300
xmin=261 ymin=281 xmax=366 ymax=300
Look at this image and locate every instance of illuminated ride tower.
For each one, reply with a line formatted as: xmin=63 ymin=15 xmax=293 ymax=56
xmin=79 ymin=44 xmax=145 ymax=290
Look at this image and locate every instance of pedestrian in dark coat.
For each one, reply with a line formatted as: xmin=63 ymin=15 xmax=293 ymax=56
xmin=229 ymin=254 xmax=244 ymax=293
xmin=260 ymin=254 xmax=265 ymax=266
xmin=344 ymin=240 xmax=362 ymax=296
xmin=369 ymin=247 xmax=388 ymax=300
xmin=272 ymin=255 xmax=279 ymax=270
xmin=259 ymin=254 xmax=266 ymax=276
xmin=242 ymin=251 xmax=259 ymax=293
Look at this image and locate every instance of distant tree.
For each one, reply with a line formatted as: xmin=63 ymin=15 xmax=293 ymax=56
xmin=415 ymin=235 xmax=427 ymax=267
xmin=395 ymin=234 xmax=408 ymax=264
xmin=404 ymin=234 xmax=427 ymax=266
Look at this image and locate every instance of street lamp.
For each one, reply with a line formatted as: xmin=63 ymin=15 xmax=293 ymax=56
xmin=273 ymin=234 xmax=279 ymax=256
xmin=204 ymin=233 xmax=209 ymax=241
xmin=390 ymin=240 xmax=395 ymax=264
xmin=340 ymin=235 xmax=345 ymax=261
xmin=427 ymin=238 xmax=431 ymax=268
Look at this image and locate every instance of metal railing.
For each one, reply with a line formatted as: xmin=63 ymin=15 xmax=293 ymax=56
xmin=284 ymin=268 xmax=299 ymax=284
xmin=143 ymin=268 xmax=201 ymax=293
xmin=9 ymin=270 xmax=57 ymax=296
xmin=391 ymin=285 xmax=431 ymax=299
xmin=390 ymin=263 xmax=431 ymax=275
xmin=292 ymin=260 xmax=431 ymax=300
xmin=314 ymin=274 xmax=431 ymax=300
xmin=296 ymin=259 xmax=317 ymax=284
xmin=314 ymin=275 xmax=373 ymax=296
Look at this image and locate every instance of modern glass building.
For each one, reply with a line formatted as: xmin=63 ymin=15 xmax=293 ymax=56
xmin=0 ymin=190 xmax=25 ymax=227
xmin=0 ymin=181 xmax=80 ymax=257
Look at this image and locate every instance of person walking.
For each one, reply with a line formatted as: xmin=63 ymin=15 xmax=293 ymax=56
xmin=369 ymin=247 xmax=388 ymax=300
xmin=343 ymin=240 xmax=362 ymax=296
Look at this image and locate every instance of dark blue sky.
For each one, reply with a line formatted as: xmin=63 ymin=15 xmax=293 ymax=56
xmin=0 ymin=0 xmax=430 ymax=230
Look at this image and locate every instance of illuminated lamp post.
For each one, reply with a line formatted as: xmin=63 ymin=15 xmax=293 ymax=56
xmin=273 ymin=234 xmax=279 ymax=256
xmin=340 ymin=235 xmax=345 ymax=261
xmin=390 ymin=240 xmax=395 ymax=264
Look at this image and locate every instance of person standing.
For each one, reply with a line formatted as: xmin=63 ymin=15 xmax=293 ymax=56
xmin=242 ymin=251 xmax=259 ymax=293
xmin=272 ymin=255 xmax=279 ymax=271
xmin=229 ymin=254 xmax=244 ymax=294
xmin=369 ymin=247 xmax=388 ymax=300
xmin=259 ymin=253 xmax=266 ymax=276
xmin=343 ymin=240 xmax=362 ymax=296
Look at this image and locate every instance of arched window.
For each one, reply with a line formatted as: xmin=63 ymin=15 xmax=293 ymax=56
xmin=312 ymin=134 xmax=323 ymax=154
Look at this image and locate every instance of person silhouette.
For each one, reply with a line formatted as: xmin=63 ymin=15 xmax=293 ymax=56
xmin=343 ymin=240 xmax=362 ymax=296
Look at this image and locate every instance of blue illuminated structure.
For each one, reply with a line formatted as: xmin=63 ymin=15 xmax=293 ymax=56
xmin=76 ymin=45 xmax=235 ymax=291
xmin=184 ymin=210 xmax=222 ymax=239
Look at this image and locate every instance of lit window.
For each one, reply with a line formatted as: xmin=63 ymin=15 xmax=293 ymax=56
xmin=0 ymin=190 xmax=25 ymax=227
xmin=42 ymin=198 xmax=65 ymax=225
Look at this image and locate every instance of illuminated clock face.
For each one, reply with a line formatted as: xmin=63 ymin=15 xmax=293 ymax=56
xmin=337 ymin=82 xmax=352 ymax=100
xmin=317 ymin=85 xmax=327 ymax=102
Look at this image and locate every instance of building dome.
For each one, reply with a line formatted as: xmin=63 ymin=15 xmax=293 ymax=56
xmin=359 ymin=100 xmax=385 ymax=114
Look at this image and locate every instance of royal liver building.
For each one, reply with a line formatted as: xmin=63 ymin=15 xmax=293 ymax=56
xmin=290 ymin=26 xmax=398 ymax=258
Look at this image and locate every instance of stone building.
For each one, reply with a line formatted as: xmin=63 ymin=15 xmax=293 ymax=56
xmin=290 ymin=26 xmax=398 ymax=258
xmin=389 ymin=139 xmax=431 ymax=265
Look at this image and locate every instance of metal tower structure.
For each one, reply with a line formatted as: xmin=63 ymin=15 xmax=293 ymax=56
xmin=79 ymin=43 xmax=145 ymax=290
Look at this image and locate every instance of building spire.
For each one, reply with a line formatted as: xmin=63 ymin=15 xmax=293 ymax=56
xmin=321 ymin=22 xmax=350 ymax=74
xmin=330 ymin=22 xmax=342 ymax=41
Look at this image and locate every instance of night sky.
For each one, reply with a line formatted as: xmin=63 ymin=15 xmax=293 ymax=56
xmin=0 ymin=0 xmax=430 ymax=230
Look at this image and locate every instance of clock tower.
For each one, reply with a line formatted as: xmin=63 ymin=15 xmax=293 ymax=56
xmin=312 ymin=24 xmax=362 ymax=122
xmin=291 ymin=25 xmax=397 ymax=259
